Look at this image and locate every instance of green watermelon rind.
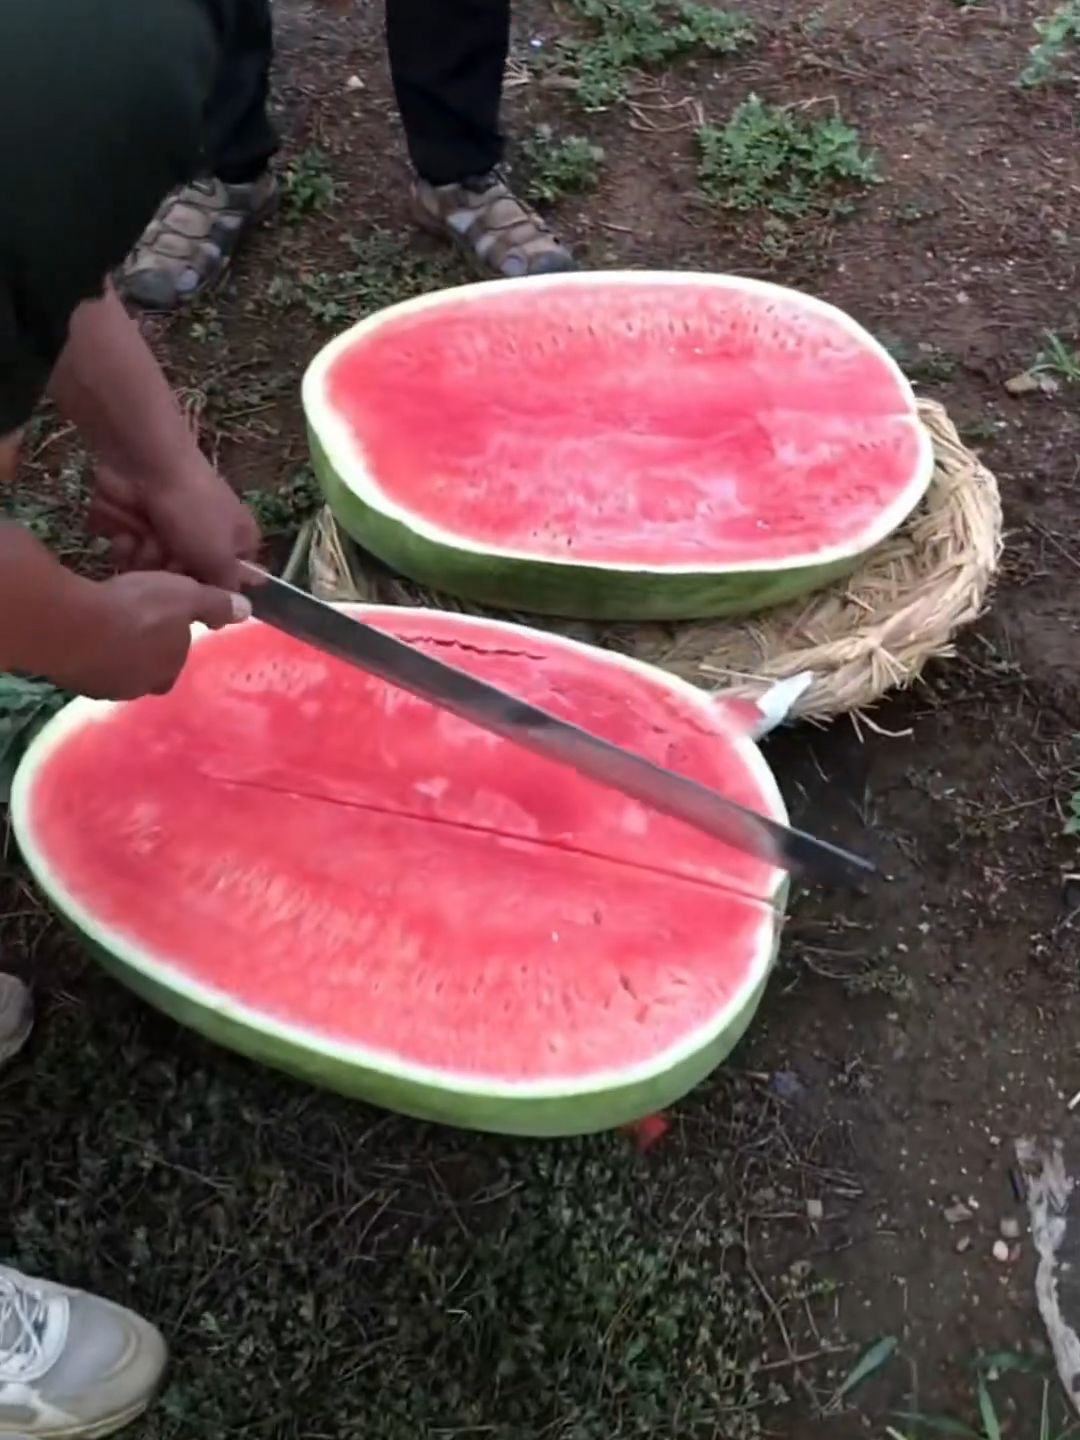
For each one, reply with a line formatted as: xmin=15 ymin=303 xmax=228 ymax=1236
xmin=67 ymin=898 xmax=782 ymax=1137
xmin=302 ymin=270 xmax=936 ymax=622
xmin=10 ymin=609 xmax=788 ymax=1138
xmin=309 ymin=427 xmax=860 ymax=621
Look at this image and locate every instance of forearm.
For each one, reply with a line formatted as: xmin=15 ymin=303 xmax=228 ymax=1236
xmin=46 ymin=281 xmax=198 ymax=485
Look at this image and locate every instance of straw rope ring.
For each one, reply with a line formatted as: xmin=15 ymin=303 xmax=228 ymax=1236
xmin=299 ymin=398 xmax=1003 ymax=726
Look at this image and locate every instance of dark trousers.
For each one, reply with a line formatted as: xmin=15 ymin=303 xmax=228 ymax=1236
xmin=209 ymin=0 xmax=510 ymax=187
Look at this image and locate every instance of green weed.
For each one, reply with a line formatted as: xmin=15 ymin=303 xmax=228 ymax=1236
xmin=3 ymin=1017 xmax=848 ymax=1440
xmin=281 ymin=146 xmax=337 ymax=221
xmin=3 ymin=450 xmax=98 ymax=566
xmin=888 ymin=1352 xmax=1080 ymax=1440
xmin=1030 ymin=330 xmax=1080 ymax=384
xmin=265 ymin=229 xmax=460 ymax=328
xmin=188 ymin=312 xmax=226 ymax=345
xmin=519 ymin=126 xmax=605 ymax=203
xmin=1063 ymin=787 xmax=1080 ymax=836
xmin=309 ymin=1141 xmax=823 ymax=1440
xmin=1020 ymin=0 xmax=1080 ymax=86
xmin=960 ymin=417 xmax=999 ymax=443
xmin=0 ymin=674 xmax=69 ymax=801
xmin=554 ymin=0 xmax=754 ymax=109
xmin=696 ymin=95 xmax=879 ymax=216
xmin=242 ymin=466 xmax=322 ymax=536
xmin=878 ymin=335 xmax=959 ymax=386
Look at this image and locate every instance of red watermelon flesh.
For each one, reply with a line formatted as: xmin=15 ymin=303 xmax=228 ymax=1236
xmin=14 ymin=609 xmax=787 ymax=1133
xmin=318 ymin=275 xmax=925 ymax=568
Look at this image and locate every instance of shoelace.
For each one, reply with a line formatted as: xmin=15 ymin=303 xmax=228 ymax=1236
xmin=0 ymin=1276 xmax=49 ymax=1373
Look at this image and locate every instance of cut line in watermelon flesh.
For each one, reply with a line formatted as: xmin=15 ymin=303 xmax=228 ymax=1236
xmin=11 ymin=608 xmax=788 ymax=1136
xmin=304 ymin=271 xmax=935 ymax=621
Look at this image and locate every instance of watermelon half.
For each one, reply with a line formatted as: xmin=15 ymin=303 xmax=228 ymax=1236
xmin=10 ymin=609 xmax=788 ymax=1137
xmin=303 ymin=271 xmax=935 ymax=621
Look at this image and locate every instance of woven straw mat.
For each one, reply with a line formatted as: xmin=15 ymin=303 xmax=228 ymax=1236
xmin=299 ymin=398 xmax=1003 ymax=726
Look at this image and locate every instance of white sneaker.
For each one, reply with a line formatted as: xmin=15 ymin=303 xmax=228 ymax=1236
xmin=0 ymin=1266 xmax=167 ymax=1437
xmin=0 ymin=976 xmax=32 ymax=1068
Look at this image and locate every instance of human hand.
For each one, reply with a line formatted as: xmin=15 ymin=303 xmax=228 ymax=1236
xmin=53 ymin=570 xmax=251 ymax=700
xmin=87 ymin=459 xmax=261 ymax=590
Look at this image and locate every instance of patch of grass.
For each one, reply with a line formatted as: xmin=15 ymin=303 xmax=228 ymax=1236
xmin=187 ymin=311 xmax=226 ymax=346
xmin=281 ymin=146 xmax=338 ymax=221
xmin=1 ymin=972 xmax=847 ymax=1440
xmin=554 ymin=0 xmax=754 ymax=109
xmin=877 ymin=335 xmax=959 ymax=386
xmin=360 ymin=1144 xmax=818 ymax=1440
xmin=959 ymin=416 xmax=1000 ymax=443
xmin=0 ymin=675 xmax=68 ymax=800
xmin=266 ymin=229 xmax=461 ymax=328
xmin=696 ymin=95 xmax=879 ymax=216
xmin=1003 ymin=331 xmax=1080 ymax=397
xmin=1020 ymin=0 xmax=1080 ymax=86
xmin=4 ymin=445 xmax=99 ymax=566
xmin=242 ymin=466 xmax=322 ymax=536
xmin=1063 ymin=785 xmax=1080 ymax=835
xmin=1030 ymin=330 xmax=1080 ymax=384
xmin=519 ymin=125 xmax=605 ymax=203
xmin=887 ymin=1351 xmax=1080 ymax=1439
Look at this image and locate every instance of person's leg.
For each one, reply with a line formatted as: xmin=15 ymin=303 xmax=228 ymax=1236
xmin=387 ymin=0 xmax=575 ymax=278
xmin=0 ymin=1263 xmax=167 ymax=1437
xmin=388 ymin=0 xmax=507 ymax=183
xmin=118 ymin=0 xmax=279 ymax=311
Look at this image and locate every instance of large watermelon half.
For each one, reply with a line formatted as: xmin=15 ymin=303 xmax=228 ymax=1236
xmin=11 ymin=609 xmax=789 ymax=1137
xmin=303 ymin=271 xmax=935 ymax=621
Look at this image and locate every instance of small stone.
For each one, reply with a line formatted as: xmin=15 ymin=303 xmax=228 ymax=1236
xmin=956 ymin=1235 xmax=972 ymax=1254
xmin=1005 ymin=369 xmax=1059 ymax=397
xmin=806 ymin=1198 xmax=824 ymax=1222
xmin=345 ymin=74 xmax=364 ymax=91
xmin=1000 ymin=1217 xmax=1022 ymax=1241
xmin=992 ymin=1239 xmax=1011 ymax=1263
xmin=944 ymin=1203 xmax=973 ymax=1225
xmin=769 ymin=1070 xmax=806 ymax=1103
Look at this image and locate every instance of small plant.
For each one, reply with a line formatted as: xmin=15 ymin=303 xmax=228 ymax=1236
xmin=554 ymin=0 xmax=754 ymax=109
xmin=266 ymin=229 xmax=460 ymax=328
xmin=519 ymin=126 xmax=604 ymax=203
xmin=696 ymin=95 xmax=878 ymax=215
xmin=3 ymin=453 xmax=97 ymax=565
xmin=0 ymin=675 xmax=69 ymax=801
xmin=887 ymin=1352 xmax=1080 ymax=1440
xmin=1031 ymin=330 xmax=1080 ymax=384
xmin=243 ymin=467 xmax=322 ymax=534
xmin=281 ymin=146 xmax=337 ymax=220
xmin=1020 ymin=0 xmax=1080 ymax=86
xmin=1004 ymin=331 xmax=1080 ymax=396
xmin=878 ymin=335 xmax=958 ymax=386
xmin=1064 ymin=787 xmax=1080 ymax=836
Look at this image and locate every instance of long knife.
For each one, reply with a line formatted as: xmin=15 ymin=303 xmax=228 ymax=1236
xmin=238 ymin=563 xmax=876 ymax=890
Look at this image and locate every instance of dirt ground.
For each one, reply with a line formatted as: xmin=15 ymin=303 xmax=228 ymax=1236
xmin=5 ymin=0 xmax=1080 ymax=1435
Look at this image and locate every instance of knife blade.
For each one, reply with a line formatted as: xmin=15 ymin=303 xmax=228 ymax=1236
xmin=238 ymin=564 xmax=876 ymax=890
